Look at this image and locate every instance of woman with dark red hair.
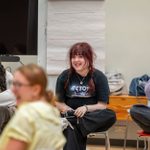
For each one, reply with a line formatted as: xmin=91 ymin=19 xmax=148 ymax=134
xmin=56 ymin=42 xmax=116 ymax=150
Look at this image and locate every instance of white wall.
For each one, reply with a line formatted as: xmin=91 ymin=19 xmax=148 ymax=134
xmin=38 ymin=0 xmax=48 ymax=68
xmin=106 ymin=0 xmax=150 ymax=88
xmin=47 ymin=0 xmax=105 ymax=75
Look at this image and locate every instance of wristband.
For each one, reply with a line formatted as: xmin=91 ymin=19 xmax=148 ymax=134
xmin=84 ymin=105 xmax=88 ymax=112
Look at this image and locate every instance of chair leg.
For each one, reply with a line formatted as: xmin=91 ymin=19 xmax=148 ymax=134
xmin=137 ymin=137 xmax=148 ymax=150
xmin=104 ymin=131 xmax=110 ymax=150
xmin=147 ymin=137 xmax=150 ymax=150
xmin=88 ymin=132 xmax=110 ymax=150
xmin=136 ymin=137 xmax=139 ymax=150
xmin=144 ymin=138 xmax=147 ymax=150
xmin=123 ymin=119 xmax=129 ymax=150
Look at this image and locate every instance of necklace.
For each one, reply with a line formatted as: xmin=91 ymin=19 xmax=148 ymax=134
xmin=76 ymin=74 xmax=86 ymax=85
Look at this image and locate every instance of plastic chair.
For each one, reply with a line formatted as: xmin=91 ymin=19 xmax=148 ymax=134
xmin=137 ymin=130 xmax=150 ymax=150
xmin=108 ymin=104 xmax=131 ymax=150
xmin=88 ymin=131 xmax=110 ymax=150
xmin=109 ymin=95 xmax=148 ymax=150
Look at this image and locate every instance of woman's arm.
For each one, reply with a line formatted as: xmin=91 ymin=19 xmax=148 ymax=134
xmin=85 ymin=102 xmax=107 ymax=112
xmin=75 ymin=70 xmax=109 ymax=118
xmin=55 ymin=101 xmax=73 ymax=113
xmin=74 ymin=102 xmax=107 ymax=118
xmin=55 ymin=70 xmax=72 ymax=113
xmin=4 ymin=138 xmax=27 ymax=150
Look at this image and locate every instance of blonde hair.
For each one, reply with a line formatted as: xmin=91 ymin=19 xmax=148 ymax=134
xmin=16 ymin=64 xmax=55 ymax=105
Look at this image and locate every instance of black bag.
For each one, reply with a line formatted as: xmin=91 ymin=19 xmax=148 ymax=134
xmin=61 ymin=110 xmax=75 ymax=118
xmin=78 ymin=109 xmax=116 ymax=137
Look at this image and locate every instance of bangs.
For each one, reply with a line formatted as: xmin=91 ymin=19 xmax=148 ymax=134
xmin=70 ymin=47 xmax=85 ymax=58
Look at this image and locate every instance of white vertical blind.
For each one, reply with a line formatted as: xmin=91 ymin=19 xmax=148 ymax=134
xmin=47 ymin=0 xmax=105 ymax=75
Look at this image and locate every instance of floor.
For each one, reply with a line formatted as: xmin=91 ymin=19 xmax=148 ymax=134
xmin=87 ymin=145 xmax=136 ymax=150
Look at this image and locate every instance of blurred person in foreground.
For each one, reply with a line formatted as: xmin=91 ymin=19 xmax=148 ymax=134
xmin=0 ymin=64 xmax=65 ymax=150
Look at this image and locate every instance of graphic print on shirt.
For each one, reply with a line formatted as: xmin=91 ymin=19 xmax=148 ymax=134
xmin=66 ymin=83 xmax=95 ymax=98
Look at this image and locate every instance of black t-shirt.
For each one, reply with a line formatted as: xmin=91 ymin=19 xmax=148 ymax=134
xmin=56 ymin=69 xmax=110 ymax=109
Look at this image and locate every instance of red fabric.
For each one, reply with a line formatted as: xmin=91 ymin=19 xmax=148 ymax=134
xmin=137 ymin=130 xmax=150 ymax=137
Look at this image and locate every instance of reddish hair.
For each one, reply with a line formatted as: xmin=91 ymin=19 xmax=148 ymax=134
xmin=65 ymin=42 xmax=96 ymax=91
xmin=69 ymin=42 xmax=95 ymax=74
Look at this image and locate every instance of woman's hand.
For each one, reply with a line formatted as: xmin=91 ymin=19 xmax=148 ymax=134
xmin=55 ymin=101 xmax=73 ymax=113
xmin=74 ymin=102 xmax=107 ymax=118
xmin=74 ymin=106 xmax=87 ymax=118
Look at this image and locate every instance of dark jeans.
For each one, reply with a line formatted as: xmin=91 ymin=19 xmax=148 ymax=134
xmin=130 ymin=104 xmax=150 ymax=133
xmin=63 ymin=124 xmax=87 ymax=150
xmin=0 ymin=106 xmax=16 ymax=134
xmin=63 ymin=109 xmax=116 ymax=150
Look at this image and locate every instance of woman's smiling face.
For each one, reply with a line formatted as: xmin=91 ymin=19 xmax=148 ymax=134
xmin=71 ymin=55 xmax=89 ymax=73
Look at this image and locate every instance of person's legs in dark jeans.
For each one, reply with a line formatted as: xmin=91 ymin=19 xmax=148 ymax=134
xmin=76 ymin=125 xmax=87 ymax=150
xmin=63 ymin=109 xmax=116 ymax=150
xmin=63 ymin=125 xmax=87 ymax=150
xmin=130 ymin=105 xmax=150 ymax=133
xmin=63 ymin=117 xmax=87 ymax=150
xmin=0 ymin=106 xmax=11 ymax=134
